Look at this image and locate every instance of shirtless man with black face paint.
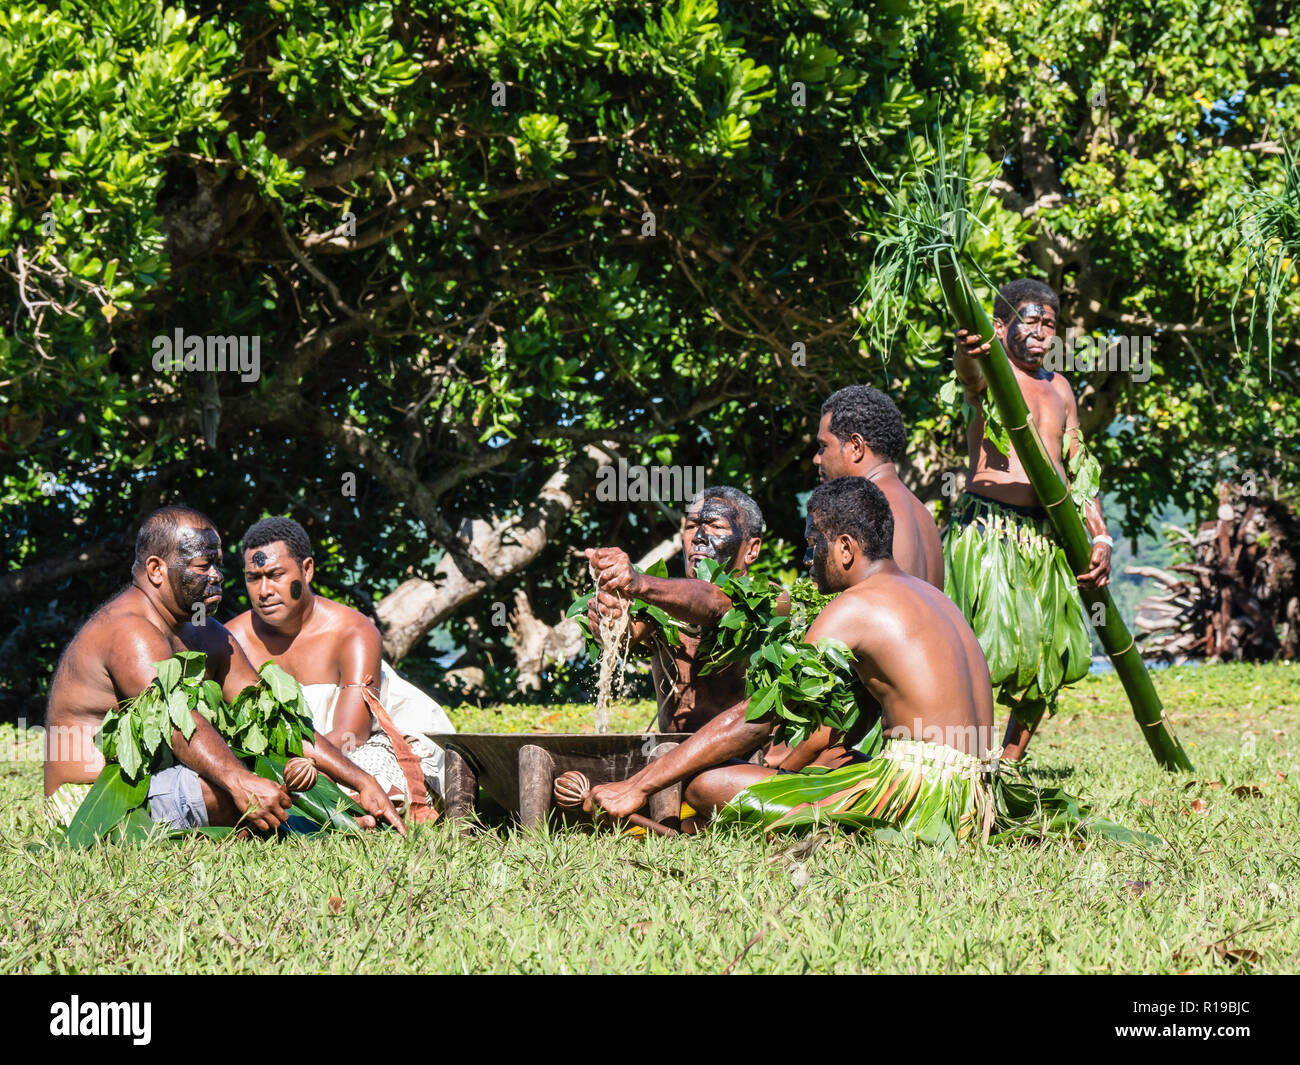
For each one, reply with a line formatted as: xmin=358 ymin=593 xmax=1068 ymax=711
xmin=43 ymin=506 xmax=403 ymax=833
xmin=953 ymin=278 xmax=1113 ymax=759
xmin=584 ymin=487 xmax=764 ymax=734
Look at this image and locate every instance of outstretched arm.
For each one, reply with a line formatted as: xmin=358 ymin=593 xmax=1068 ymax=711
xmin=585 ymin=696 xmax=773 ymax=819
xmin=586 ymin=547 xmax=732 ymax=627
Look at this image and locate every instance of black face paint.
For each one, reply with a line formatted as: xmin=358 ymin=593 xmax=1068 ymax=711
xmin=805 ymin=517 xmax=831 ymax=593
xmin=1007 ymin=302 xmax=1049 ymax=363
xmin=290 ymin=580 xmax=303 ymax=600
xmin=251 ymin=550 xmax=267 ymax=568
xmin=168 ymin=526 xmax=223 ymax=612
xmin=687 ymin=500 xmax=745 ymax=573
xmin=175 ymin=527 xmax=218 ymax=565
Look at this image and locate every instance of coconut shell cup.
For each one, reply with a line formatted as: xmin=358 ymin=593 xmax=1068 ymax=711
xmin=553 ymin=770 xmax=590 ymax=808
xmin=283 ymin=756 xmax=318 ymax=792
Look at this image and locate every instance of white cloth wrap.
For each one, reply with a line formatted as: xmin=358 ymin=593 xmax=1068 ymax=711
xmin=301 ymin=661 xmax=453 ymax=798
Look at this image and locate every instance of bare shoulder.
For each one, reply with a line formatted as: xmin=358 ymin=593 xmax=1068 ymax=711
xmin=314 ymin=596 xmax=383 ymax=666
xmin=225 ymin=609 xmax=254 ymax=640
xmin=182 ymin=617 xmax=243 ymax=658
xmin=318 ymin=594 xmax=381 ymax=639
xmin=79 ymin=589 xmax=172 ymax=657
xmin=807 ymin=584 xmax=875 ymax=636
xmin=1049 ymin=368 xmax=1079 ymax=405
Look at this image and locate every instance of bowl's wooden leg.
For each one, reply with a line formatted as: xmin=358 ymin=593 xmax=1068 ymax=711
xmin=519 ymin=744 xmax=556 ymax=829
xmin=647 ymin=741 xmax=682 ymax=830
xmin=444 ymin=747 xmax=478 ymax=823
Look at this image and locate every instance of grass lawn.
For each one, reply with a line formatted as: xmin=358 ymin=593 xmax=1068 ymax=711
xmin=1 ymin=661 xmax=1298 ymax=974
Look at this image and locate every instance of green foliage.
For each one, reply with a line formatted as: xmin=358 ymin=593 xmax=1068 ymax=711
xmin=217 ymin=662 xmax=315 ymax=759
xmin=98 ymin=653 xmax=313 ymax=787
xmin=62 ymin=763 xmax=151 ymax=848
xmin=1229 ymin=141 xmax=1300 ymax=374
xmin=742 ymin=635 xmax=865 ymax=747
xmin=695 ymin=558 xmax=864 ymax=746
xmin=1066 ymin=430 xmax=1102 ymax=510
xmin=97 ymin=651 xmax=212 ymax=783
xmin=254 ymin=753 xmax=363 ymax=833
xmin=697 ymin=557 xmax=831 ymax=672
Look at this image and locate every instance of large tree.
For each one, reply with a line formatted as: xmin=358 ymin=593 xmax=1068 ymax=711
xmin=1 ymin=0 xmax=1296 ymax=715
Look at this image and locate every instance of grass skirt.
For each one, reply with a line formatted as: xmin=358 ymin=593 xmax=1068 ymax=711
xmin=942 ymin=493 xmax=1092 ymax=727
xmin=717 ymin=736 xmax=1157 ymax=847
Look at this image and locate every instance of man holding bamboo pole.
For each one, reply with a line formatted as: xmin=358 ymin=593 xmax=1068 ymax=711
xmin=951 ymin=278 xmax=1113 ymax=760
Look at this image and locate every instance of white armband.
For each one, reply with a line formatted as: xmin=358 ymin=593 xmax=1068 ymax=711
xmin=1090 ymin=534 xmax=1114 ymax=548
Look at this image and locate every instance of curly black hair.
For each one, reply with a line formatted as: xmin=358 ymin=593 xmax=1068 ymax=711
xmin=242 ymin=516 xmax=313 ymax=564
xmin=993 ymin=278 xmax=1060 ymax=323
xmin=807 ymin=477 xmax=894 ymax=561
xmin=820 ymin=386 xmax=906 ymax=463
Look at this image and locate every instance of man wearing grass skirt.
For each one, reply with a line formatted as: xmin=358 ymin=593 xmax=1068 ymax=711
xmin=588 ymin=478 xmax=1004 ymax=843
xmin=228 ymin=517 xmax=452 ymax=822
xmin=951 ymin=279 xmax=1113 ymax=761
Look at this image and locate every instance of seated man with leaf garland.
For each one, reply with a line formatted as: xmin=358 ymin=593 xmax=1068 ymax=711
xmin=576 ymin=486 xmax=766 ymax=737
xmin=590 ymin=479 xmax=1149 ymax=845
xmin=44 ymin=505 xmax=403 ymax=835
xmin=228 ymin=516 xmax=453 ymax=823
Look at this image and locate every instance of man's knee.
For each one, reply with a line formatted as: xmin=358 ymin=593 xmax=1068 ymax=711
xmin=147 ymin=765 xmax=211 ymax=829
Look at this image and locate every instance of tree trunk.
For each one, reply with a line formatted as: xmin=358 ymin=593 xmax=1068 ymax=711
xmin=508 ymin=588 xmax=586 ymax=693
xmin=375 ymin=445 xmax=612 ymax=661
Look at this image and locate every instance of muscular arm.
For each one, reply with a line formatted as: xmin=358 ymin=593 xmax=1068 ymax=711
xmin=327 ymin=621 xmax=384 ymax=750
xmin=587 ymin=546 xmax=732 ymax=628
xmin=108 ymin=627 xmax=290 ymax=830
xmin=632 ymin=574 xmax=734 ymax=627
xmin=585 ymin=697 xmax=773 ymax=818
xmin=955 ymin=329 xmax=991 ymax=402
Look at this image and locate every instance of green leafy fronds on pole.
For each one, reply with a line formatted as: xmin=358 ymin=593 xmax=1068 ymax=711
xmin=860 ymin=120 xmax=1193 ymax=772
xmin=1228 ymin=140 xmax=1300 ymax=377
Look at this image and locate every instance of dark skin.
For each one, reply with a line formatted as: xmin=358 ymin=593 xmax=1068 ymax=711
xmin=813 ymin=412 xmax=944 ymax=588
xmin=227 ymin=541 xmax=384 ymax=758
xmin=45 ymin=523 xmax=403 ymax=834
xmin=584 ymin=496 xmax=761 ymax=734
xmin=956 ymin=298 xmax=1111 ymax=757
xmin=587 ymin=511 xmax=995 ymax=821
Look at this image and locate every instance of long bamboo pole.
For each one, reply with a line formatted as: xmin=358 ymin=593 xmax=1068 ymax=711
xmin=935 ymin=250 xmax=1193 ymax=771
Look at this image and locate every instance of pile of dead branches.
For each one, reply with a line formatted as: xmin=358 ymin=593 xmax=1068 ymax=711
xmin=1127 ymin=484 xmax=1299 ymax=663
